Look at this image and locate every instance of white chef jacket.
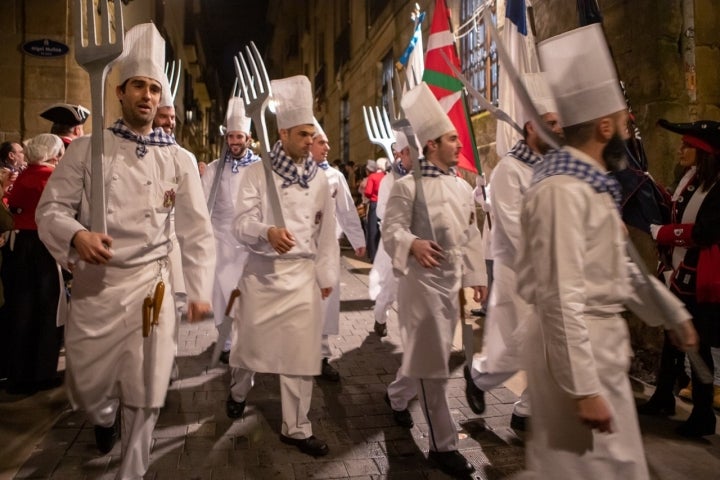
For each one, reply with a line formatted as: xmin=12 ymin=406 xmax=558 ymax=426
xmin=369 ymin=172 xmax=398 ymax=300
xmin=36 ymin=131 xmax=215 ymax=408
xmin=479 ymin=154 xmax=535 ymax=373
xmin=201 ymin=155 xmax=259 ymax=326
xmin=515 ymin=147 xmax=689 ymax=479
xmin=383 ymin=170 xmax=486 ymax=378
xmin=320 ymin=165 xmax=365 ymax=336
xmin=231 ymin=159 xmax=339 ymax=375
xmin=322 ymin=166 xmax=365 ymax=247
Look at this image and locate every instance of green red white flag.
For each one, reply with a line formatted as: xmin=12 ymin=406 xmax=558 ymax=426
xmin=422 ymin=0 xmax=480 ymax=174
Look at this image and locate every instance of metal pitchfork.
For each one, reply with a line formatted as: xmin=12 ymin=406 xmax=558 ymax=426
xmin=206 ymin=78 xmax=239 ymax=215
xmin=165 ymin=59 xmax=183 ymax=103
xmin=234 ymin=42 xmax=285 ymax=228
xmin=362 ymin=106 xmax=395 ymax=162
xmin=73 ymin=0 xmax=124 ymax=234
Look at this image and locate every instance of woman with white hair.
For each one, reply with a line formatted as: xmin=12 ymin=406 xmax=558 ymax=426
xmin=1 ymin=133 xmax=65 ymax=394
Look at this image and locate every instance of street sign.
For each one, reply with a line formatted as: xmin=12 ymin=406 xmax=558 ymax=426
xmin=22 ymin=39 xmax=69 ymax=57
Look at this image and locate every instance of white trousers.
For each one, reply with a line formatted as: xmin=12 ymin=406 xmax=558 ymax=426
xmin=92 ymin=400 xmax=159 ymax=480
xmin=373 ymin=273 xmax=398 ymax=325
xmin=387 ymin=371 xmax=458 ymax=452
xmin=230 ymin=368 xmax=314 ymax=438
xmin=320 ymin=266 xmax=340 ymax=358
xmin=470 ymin=365 xmax=530 ymax=417
xmin=321 ymin=335 xmax=332 ymax=358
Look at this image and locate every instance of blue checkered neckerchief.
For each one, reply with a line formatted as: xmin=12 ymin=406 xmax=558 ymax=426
xmin=394 ymin=160 xmax=409 ymax=176
xmin=224 ymin=148 xmax=259 ymax=173
xmin=269 ymin=140 xmax=318 ymax=188
xmin=532 ymin=148 xmax=622 ymax=208
xmin=107 ymin=119 xmax=175 ymax=158
xmin=507 ymin=139 xmax=543 ymax=167
xmin=317 ymin=160 xmax=330 ymax=170
xmin=419 ymin=157 xmax=457 ymax=177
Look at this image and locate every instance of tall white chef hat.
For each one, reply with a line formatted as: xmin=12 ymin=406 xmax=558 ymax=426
xmin=392 ymin=129 xmax=409 ymax=152
xmin=401 ymin=82 xmax=456 ymax=145
xmin=537 ymin=23 xmax=625 ymax=127
xmin=520 ymin=72 xmax=559 ymax=126
xmin=312 ymin=117 xmax=327 ymax=139
xmin=115 ymin=23 xmax=166 ymax=87
xmin=270 ymin=75 xmax=314 ymax=130
xmin=226 ymin=97 xmax=252 ymax=134
xmin=159 ymin=75 xmax=174 ymax=108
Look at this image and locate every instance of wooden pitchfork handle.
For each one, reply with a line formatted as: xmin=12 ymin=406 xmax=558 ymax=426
xmin=225 ymin=288 xmax=241 ymax=316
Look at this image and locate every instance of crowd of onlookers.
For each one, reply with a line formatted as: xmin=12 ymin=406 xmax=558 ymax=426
xmin=0 ymin=135 xmax=67 ymax=395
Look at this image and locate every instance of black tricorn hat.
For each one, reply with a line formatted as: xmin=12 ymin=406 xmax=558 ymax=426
xmin=40 ymin=103 xmax=90 ymax=126
xmin=658 ymin=119 xmax=720 ymax=154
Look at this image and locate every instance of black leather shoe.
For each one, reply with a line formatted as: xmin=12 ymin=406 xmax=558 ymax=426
xmin=470 ymin=307 xmax=486 ymax=317
xmin=94 ymin=414 xmax=119 ymax=454
xmin=428 ymin=450 xmax=476 ymax=476
xmin=676 ymin=410 xmax=716 ymax=437
xmin=384 ymin=393 xmax=414 ymax=428
xmin=374 ymin=321 xmax=388 ymax=337
xmin=463 ymin=366 xmax=485 ymax=414
xmin=219 ymin=350 xmax=230 ymax=365
xmin=226 ymin=394 xmax=246 ymax=419
xmin=317 ymin=358 xmax=340 ymax=382
xmin=510 ymin=413 xmax=528 ymax=431
xmin=280 ymin=434 xmax=329 ymax=457
xmin=637 ymin=394 xmax=675 ymax=417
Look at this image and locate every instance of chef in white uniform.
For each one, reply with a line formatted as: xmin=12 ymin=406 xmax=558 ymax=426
xmin=382 ymin=83 xmax=487 ymax=478
xmin=230 ymin=76 xmax=338 ymax=457
xmin=201 ymin=97 xmax=259 ymax=360
xmin=201 ymin=98 xmax=260 ymax=416
xmin=516 ymin=24 xmax=697 ymax=479
xmin=368 ymin=130 xmax=412 ymax=337
xmin=36 ymin=23 xmax=215 ymax=480
xmin=468 ymin=73 xmax=562 ymax=430
xmin=310 ymin=118 xmax=365 ymax=381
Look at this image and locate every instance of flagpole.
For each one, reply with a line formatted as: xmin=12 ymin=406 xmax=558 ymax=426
xmin=396 ymin=4 xmax=424 ymax=80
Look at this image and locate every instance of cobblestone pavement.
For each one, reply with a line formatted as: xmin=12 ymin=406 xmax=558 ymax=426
xmin=7 ymin=251 xmax=720 ymax=479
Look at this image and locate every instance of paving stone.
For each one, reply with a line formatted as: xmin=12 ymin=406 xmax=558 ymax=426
xmin=13 ymin=448 xmax=64 ymax=479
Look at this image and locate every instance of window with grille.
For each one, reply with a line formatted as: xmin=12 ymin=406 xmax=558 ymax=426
xmin=341 ymin=96 xmax=350 ymax=163
xmin=460 ymin=0 xmax=498 ymax=114
xmin=380 ymin=51 xmax=394 ymax=116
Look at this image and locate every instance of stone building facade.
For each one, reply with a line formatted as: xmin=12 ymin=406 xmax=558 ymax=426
xmin=5 ymin=1 xmax=716 ymax=178
xmin=265 ymin=0 xmax=718 ymax=185
xmin=0 ymin=0 xmax=218 ymax=162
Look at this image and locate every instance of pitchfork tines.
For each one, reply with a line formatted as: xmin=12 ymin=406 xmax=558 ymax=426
xmin=165 ymin=59 xmax=183 ymax=102
xmin=73 ymin=0 xmax=124 ymax=70
xmin=362 ymin=106 xmax=395 ymax=161
xmin=232 ymin=42 xmax=286 ymax=228
xmin=233 ymin=42 xmax=271 ymax=118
